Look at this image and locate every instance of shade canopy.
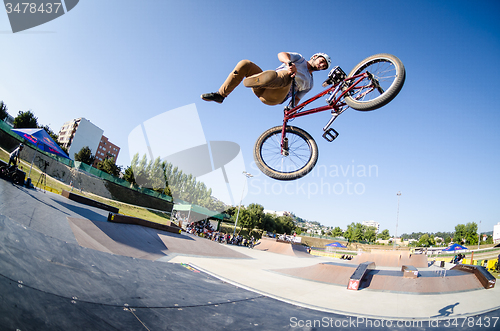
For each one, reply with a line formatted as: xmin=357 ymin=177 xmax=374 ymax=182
xmin=442 ymin=243 xmax=468 ymax=251
xmin=173 ymin=203 xmax=226 ymax=221
xmin=325 ymin=241 xmax=347 ymax=248
xmin=11 ymin=128 xmax=70 ymax=159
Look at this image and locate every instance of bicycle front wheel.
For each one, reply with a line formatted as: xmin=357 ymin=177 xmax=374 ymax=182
xmin=253 ymin=126 xmax=318 ymax=181
xmin=344 ymin=53 xmax=405 ymax=111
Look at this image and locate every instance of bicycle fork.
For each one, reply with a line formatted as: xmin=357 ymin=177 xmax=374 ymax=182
xmin=280 ymin=124 xmax=290 ymax=156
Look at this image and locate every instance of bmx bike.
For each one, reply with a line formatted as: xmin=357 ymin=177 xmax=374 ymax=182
xmin=253 ymin=53 xmax=406 ymax=181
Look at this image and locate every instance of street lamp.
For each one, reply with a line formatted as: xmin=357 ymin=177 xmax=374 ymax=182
xmin=394 ymin=191 xmax=401 ymax=250
xmin=233 ymin=171 xmax=253 ymax=237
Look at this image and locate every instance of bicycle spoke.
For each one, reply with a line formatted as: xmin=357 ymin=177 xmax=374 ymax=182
xmin=260 ymin=130 xmax=313 ymax=173
xmin=350 ymin=59 xmax=397 ymax=103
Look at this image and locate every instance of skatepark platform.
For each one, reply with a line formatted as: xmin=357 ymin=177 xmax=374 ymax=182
xmin=1 ymin=179 xmax=499 ymax=330
xmin=274 ymin=261 xmax=487 ymax=294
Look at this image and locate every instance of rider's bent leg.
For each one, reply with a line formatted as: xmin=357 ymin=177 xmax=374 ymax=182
xmin=244 ymin=69 xmax=291 ymax=89
xmin=218 ymin=60 xmax=263 ymax=98
xmin=253 ymin=70 xmax=292 ymax=105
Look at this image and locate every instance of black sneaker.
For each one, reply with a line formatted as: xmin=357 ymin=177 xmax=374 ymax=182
xmin=201 ymin=92 xmax=224 ymax=104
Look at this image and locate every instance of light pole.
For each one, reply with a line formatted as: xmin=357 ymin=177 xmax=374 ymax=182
xmin=394 ymin=191 xmax=401 ymax=250
xmin=233 ymin=171 xmax=253 ymax=237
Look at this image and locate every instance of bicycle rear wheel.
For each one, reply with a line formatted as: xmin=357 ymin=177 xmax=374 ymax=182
xmin=253 ymin=126 xmax=318 ymax=181
xmin=344 ymin=53 xmax=405 ymax=111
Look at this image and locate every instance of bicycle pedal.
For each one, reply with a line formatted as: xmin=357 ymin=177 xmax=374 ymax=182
xmin=323 ymin=128 xmax=339 ymax=142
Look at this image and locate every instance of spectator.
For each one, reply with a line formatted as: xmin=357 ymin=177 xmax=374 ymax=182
xmin=8 ymin=143 xmax=24 ymax=167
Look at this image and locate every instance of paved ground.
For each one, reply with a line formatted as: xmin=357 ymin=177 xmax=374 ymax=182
xmin=1 ymin=178 xmax=499 ymax=330
xmin=168 ymin=247 xmax=500 ymax=320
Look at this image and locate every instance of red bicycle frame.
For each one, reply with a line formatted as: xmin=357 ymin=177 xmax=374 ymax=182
xmin=279 ymin=71 xmax=371 ymax=151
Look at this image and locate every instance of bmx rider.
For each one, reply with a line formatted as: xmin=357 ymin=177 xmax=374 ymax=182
xmin=201 ymin=52 xmax=331 ymax=106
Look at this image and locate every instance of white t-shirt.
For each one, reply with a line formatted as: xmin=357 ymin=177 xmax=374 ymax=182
xmin=276 ymin=52 xmax=313 ymax=102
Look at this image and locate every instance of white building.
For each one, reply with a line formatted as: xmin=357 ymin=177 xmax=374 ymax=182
xmin=58 ymin=118 xmax=104 ymax=160
xmin=264 ymin=210 xmax=291 ymax=217
xmin=362 ymin=220 xmax=380 ymax=233
xmin=493 ymin=222 xmax=500 ymax=244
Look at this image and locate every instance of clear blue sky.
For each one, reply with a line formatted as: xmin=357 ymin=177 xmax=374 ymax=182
xmin=1 ymin=0 xmax=499 ymax=236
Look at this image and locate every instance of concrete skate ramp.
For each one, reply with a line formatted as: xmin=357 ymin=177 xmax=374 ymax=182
xmin=254 ymin=237 xmax=312 ymax=257
xmin=291 ymin=243 xmax=313 ymax=257
xmin=351 ymin=250 xmax=427 ymax=268
xmin=274 ymin=262 xmax=484 ymax=293
xmin=68 ymin=217 xmax=249 ymax=260
xmin=2 ymin=213 xmax=368 ymax=331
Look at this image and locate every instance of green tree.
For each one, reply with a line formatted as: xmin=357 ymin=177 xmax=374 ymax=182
xmin=276 ymin=215 xmax=295 ymax=234
xmin=353 ymin=223 xmax=364 ymax=241
xmin=377 ymin=229 xmax=391 ymax=240
xmin=14 ymin=110 xmax=38 ymax=128
xmin=246 ymin=203 xmax=264 ymax=230
xmin=260 ymin=213 xmax=276 ymax=233
xmin=123 ymin=166 xmax=136 ymax=185
xmin=454 ymin=224 xmax=467 ymax=244
xmin=417 ymin=234 xmax=436 ymax=247
xmin=231 ymin=207 xmax=250 ymax=234
xmin=364 ymin=226 xmax=377 ymax=242
xmin=465 ymin=222 xmax=478 ymax=245
xmin=74 ymin=146 xmax=95 ymax=166
xmin=344 ymin=222 xmax=365 ymax=242
xmin=0 ymin=101 xmax=8 ymax=121
xmin=332 ymin=226 xmax=343 ymax=237
xmin=344 ymin=223 xmax=354 ymax=242
xmin=131 ymin=154 xmax=150 ymax=187
xmin=96 ymin=158 xmax=122 ymax=177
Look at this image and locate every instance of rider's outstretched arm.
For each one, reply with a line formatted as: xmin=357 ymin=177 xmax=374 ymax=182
xmin=278 ymin=52 xmax=297 ymax=77
xmin=278 ymin=52 xmax=292 ymax=63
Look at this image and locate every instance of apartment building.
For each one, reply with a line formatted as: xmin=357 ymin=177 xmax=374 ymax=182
xmin=92 ymin=135 xmax=121 ymax=167
xmin=58 ymin=118 xmax=120 ymax=166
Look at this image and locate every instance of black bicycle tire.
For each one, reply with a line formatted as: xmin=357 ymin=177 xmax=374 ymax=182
xmin=253 ymin=125 xmax=318 ymax=181
xmin=344 ymin=53 xmax=405 ymax=111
